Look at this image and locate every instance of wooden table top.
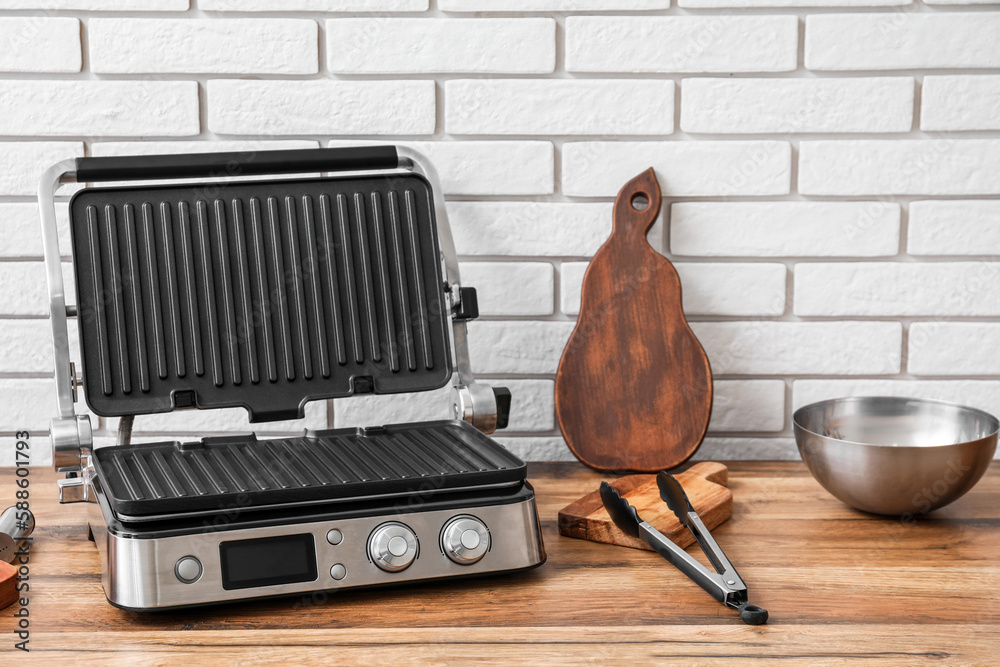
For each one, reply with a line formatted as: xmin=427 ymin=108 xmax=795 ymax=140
xmin=1 ymin=461 xmax=997 ymax=665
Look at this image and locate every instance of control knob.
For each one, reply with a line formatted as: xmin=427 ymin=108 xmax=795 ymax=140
xmin=441 ymin=516 xmax=489 ymax=565
xmin=368 ymin=523 xmax=418 ymax=572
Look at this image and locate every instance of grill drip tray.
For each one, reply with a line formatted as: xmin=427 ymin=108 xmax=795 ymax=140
xmin=93 ymin=420 xmax=525 ymax=521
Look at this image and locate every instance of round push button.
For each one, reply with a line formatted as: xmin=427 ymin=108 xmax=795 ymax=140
xmin=174 ymin=556 xmax=203 ymax=584
xmin=387 ymin=536 xmax=408 ymax=557
xmin=326 ymin=529 xmax=344 ymax=546
xmin=441 ymin=516 xmax=489 ymax=565
xmin=460 ymin=529 xmax=481 ymax=550
xmin=330 ymin=564 xmax=347 ymax=581
xmin=368 ymin=523 xmax=418 ymax=572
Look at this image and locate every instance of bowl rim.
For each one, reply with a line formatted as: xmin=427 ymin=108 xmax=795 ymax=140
xmin=792 ymin=395 xmax=1000 ymax=449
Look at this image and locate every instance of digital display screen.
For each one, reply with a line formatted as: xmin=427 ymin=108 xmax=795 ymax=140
xmin=219 ymin=533 xmax=317 ymax=590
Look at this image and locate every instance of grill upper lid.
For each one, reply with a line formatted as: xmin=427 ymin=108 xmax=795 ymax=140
xmin=69 ymin=172 xmax=452 ymax=422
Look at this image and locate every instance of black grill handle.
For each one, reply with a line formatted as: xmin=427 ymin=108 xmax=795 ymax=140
xmin=75 ymin=146 xmax=399 ymax=183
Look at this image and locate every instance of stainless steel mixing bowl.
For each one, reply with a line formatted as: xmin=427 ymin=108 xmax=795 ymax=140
xmin=793 ymin=396 xmax=997 ymax=516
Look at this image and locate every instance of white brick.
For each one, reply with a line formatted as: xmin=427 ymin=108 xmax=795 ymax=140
xmin=566 ymin=16 xmax=797 ymax=73
xmin=805 ymin=14 xmax=1000 ymax=70
xmin=794 ymin=379 xmax=1000 ymax=419
xmin=450 ymin=202 xmax=610 ymax=257
xmin=909 ymin=323 xmax=1000 ymax=376
xmin=122 ymin=399 xmax=328 ymax=435
xmin=560 ymin=263 xmax=587 ymax=315
xmin=561 ymin=262 xmax=785 ymax=317
xmin=571 ymin=262 xmax=607 ymax=293
xmin=496 ymin=437 xmax=575 ymax=463
xmin=921 ymin=76 xmax=1000 ymax=131
xmin=0 ymin=81 xmax=199 ymax=137
xmin=468 ymin=321 xmax=575 ymax=374
xmin=681 ymin=78 xmax=913 ymax=134
xmin=202 ymin=0 xmax=424 ymax=8
xmin=0 ymin=1 xmax=186 ymax=7
xmin=0 ymin=203 xmax=71 ymax=258
xmin=0 ymin=262 xmax=75 ymax=315
xmin=682 ymin=0 xmax=907 ymax=6
xmin=694 ymin=438 xmax=798 ymax=461
xmin=671 ymin=202 xmax=900 ymax=257
xmin=0 ymin=320 xmax=59 ymax=374
xmin=0 ymin=18 xmax=80 ymax=73
xmin=329 ymin=141 xmax=553 ymax=196
xmin=0 ymin=142 xmax=83 ymax=196
xmin=908 ymin=201 xmax=1000 ymax=256
xmin=90 ymin=19 xmax=317 ymax=74
xmin=441 ymin=0 xmax=669 ymax=9
xmin=799 ymin=140 xmax=1000 ymax=196
xmin=710 ymin=380 xmax=785 ymax=432
xmin=90 ymin=140 xmax=320 ymax=158
xmin=0 ymin=379 xmax=58 ymax=432
xmin=563 ymin=142 xmax=791 ymax=197
xmin=333 ymin=379 xmax=554 ymax=432
xmin=446 ymin=80 xmax=674 ymax=136
xmin=690 ymin=321 xmax=902 ymax=375
xmin=460 ymin=262 xmax=554 ymax=316
xmin=327 ymin=18 xmax=554 ymax=73
xmin=795 ymin=262 xmax=1000 ymax=317
xmin=0 ymin=319 xmax=80 ymax=376
xmin=209 ymin=80 xmax=435 ymax=136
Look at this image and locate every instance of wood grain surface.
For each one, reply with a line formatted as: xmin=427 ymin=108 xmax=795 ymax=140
xmin=558 ymin=461 xmax=732 ymax=551
xmin=0 ymin=560 xmax=16 ymax=610
xmin=1 ymin=462 xmax=997 ymax=665
xmin=554 ymin=169 xmax=713 ymax=472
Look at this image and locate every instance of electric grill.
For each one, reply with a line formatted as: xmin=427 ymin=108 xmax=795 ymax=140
xmin=39 ymin=146 xmax=545 ymax=610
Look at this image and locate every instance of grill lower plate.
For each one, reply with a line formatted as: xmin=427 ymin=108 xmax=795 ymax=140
xmin=93 ymin=420 xmax=525 ymax=517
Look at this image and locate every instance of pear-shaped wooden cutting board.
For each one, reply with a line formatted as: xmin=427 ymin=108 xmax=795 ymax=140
xmin=555 ymin=169 xmax=712 ymax=472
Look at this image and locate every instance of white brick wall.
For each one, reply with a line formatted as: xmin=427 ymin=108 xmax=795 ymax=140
xmin=680 ymin=78 xmax=914 ymax=134
xmin=908 ymin=201 xmax=1000 ymax=255
xmin=90 ymin=19 xmax=318 ymax=74
xmin=0 ymin=18 xmax=80 ymax=72
xmin=208 ymin=80 xmax=435 ymax=135
xmin=921 ymin=76 xmax=1000 ymax=131
xmin=805 ymin=14 xmax=1000 ymax=70
xmin=445 ymin=80 xmax=675 ymax=135
xmin=565 ymin=16 xmax=798 ymax=73
xmin=2 ymin=6 xmax=1000 ymax=465
xmin=670 ymin=202 xmax=901 ymax=257
xmin=326 ymin=19 xmax=555 ymax=74
xmin=799 ymin=140 xmax=1000 ymax=195
xmin=0 ymin=81 xmax=199 ymax=137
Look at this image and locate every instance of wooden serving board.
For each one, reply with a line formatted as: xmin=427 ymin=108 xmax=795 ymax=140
xmin=554 ymin=168 xmax=712 ymax=472
xmin=1 ymin=560 xmax=16 ymax=610
xmin=558 ymin=461 xmax=731 ymax=551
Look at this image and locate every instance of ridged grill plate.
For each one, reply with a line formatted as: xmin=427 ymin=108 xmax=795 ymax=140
xmin=92 ymin=420 xmax=526 ymax=517
xmin=69 ymin=174 xmax=451 ymax=422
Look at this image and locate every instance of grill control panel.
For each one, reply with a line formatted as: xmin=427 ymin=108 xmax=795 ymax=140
xmin=90 ymin=487 xmax=543 ymax=610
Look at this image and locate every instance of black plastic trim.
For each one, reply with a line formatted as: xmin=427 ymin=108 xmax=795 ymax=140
xmin=76 ymin=146 xmax=399 ymax=183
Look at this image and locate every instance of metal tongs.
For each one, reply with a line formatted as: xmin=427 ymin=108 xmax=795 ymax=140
xmin=600 ymin=472 xmax=768 ymax=625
